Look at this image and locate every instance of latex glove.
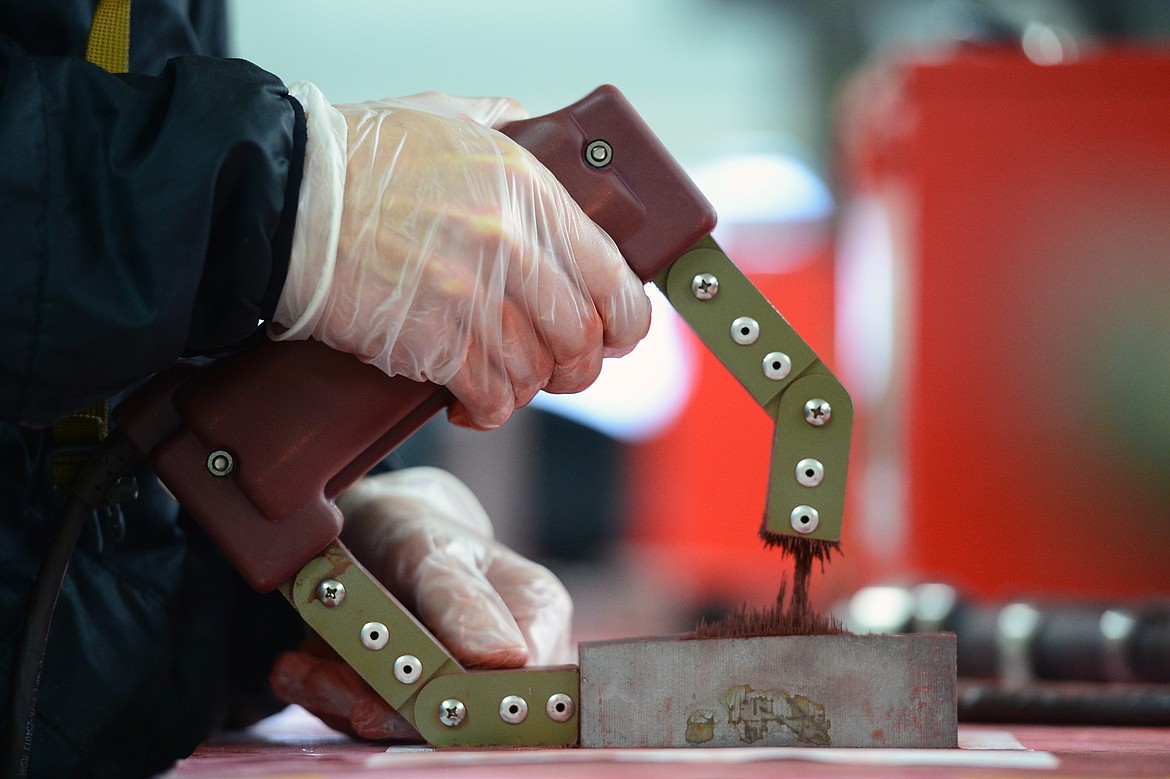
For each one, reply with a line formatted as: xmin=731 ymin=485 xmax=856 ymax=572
xmin=268 ymin=636 xmax=419 ymax=741
xmin=269 ymin=467 xmax=573 ymax=738
xmin=337 ymin=467 xmax=574 ymax=666
xmin=275 ymin=84 xmax=651 ymax=430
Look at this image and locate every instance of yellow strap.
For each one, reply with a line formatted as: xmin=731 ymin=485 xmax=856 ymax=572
xmin=50 ymin=3 xmax=130 ymax=485
xmin=85 ymin=0 xmax=132 ymax=73
xmin=51 ymin=401 xmax=110 ymax=486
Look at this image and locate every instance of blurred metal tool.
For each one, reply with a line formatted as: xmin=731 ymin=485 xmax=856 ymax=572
xmin=841 ymin=584 xmax=1170 ymax=724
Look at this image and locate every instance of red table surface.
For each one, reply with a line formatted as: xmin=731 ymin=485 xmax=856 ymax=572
xmin=167 ymin=722 xmax=1170 ymax=779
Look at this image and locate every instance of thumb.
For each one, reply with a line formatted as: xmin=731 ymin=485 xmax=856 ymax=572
xmin=408 ymin=535 xmax=532 ymax=668
xmin=487 ymin=548 xmax=575 ymax=666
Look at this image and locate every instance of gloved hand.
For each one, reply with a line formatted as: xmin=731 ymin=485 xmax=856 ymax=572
xmin=269 ymin=467 xmax=573 ymax=739
xmin=275 ymin=85 xmax=652 ymax=430
xmin=268 ymin=635 xmax=419 ymax=740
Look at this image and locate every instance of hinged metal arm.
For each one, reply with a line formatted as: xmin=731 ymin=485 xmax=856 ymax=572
xmin=282 ymin=543 xmax=579 ymax=747
xmin=655 ymin=237 xmax=853 ymax=543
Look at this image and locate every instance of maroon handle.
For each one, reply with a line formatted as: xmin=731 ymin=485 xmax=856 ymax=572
xmin=502 ymin=84 xmax=716 ymax=282
xmin=115 ymin=86 xmax=716 ymax=591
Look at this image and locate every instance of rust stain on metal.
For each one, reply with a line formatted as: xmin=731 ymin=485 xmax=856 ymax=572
xmin=304 ymin=544 xmax=354 ymax=605
xmin=685 ymin=711 xmax=715 ymax=743
xmin=690 ymin=684 xmax=831 ymax=746
xmin=579 ymin=633 xmax=958 ymax=749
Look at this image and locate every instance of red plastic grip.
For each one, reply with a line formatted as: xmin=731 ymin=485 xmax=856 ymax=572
xmin=114 ymin=86 xmax=716 ymax=591
xmin=502 ymin=85 xmax=716 ymax=282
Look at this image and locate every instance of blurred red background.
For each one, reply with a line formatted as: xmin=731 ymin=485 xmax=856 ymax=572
xmin=623 ymin=46 xmax=1170 ymax=610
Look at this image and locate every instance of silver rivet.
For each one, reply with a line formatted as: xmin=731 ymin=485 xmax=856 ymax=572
xmin=206 ymin=449 xmax=234 ymax=477
xmin=795 ymin=458 xmax=825 ymax=487
xmin=730 ymin=316 xmax=760 ymax=345
xmin=546 ymin=693 xmax=575 ymax=722
xmin=585 ymin=139 xmax=612 ymax=168
xmin=804 ymin=399 xmax=832 ymax=426
xmin=499 ymin=695 xmax=529 ymax=724
xmin=393 ymin=654 xmax=422 ymax=684
xmin=790 ymin=505 xmax=820 ymax=534
xmin=360 ymin=621 xmax=389 ymax=651
xmin=691 ymin=273 xmax=719 ymax=300
xmin=762 ymin=352 xmax=792 ymax=380
xmin=438 ymin=699 xmax=466 ymax=728
xmin=316 ymin=579 xmax=345 ymax=607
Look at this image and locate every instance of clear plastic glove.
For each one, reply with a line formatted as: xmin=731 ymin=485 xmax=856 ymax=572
xmin=275 ymin=86 xmax=652 ymax=430
xmin=269 ymin=467 xmax=573 ymax=738
xmin=268 ymin=635 xmax=419 ymax=741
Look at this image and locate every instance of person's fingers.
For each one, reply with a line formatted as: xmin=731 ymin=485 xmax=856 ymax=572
xmin=505 ymin=160 xmax=646 ymax=394
xmin=283 ymin=93 xmax=652 ymax=426
xmin=338 ymin=469 xmax=578 ymax=674
xmin=270 ymin=649 xmax=357 ymax=736
xmin=386 ymin=136 xmax=619 ymax=403
xmin=269 ymin=649 xmax=311 ymax=707
xmin=526 ymin=194 xmax=607 ymax=395
xmin=349 ymin=698 xmax=419 ymax=741
xmin=339 ymin=467 xmax=495 ymax=542
xmin=441 ymin=297 xmax=541 ymax=430
xmin=395 ymin=529 xmax=531 ymax=668
xmin=339 ymin=469 xmax=531 ymax=665
xmin=448 ymin=155 xmax=610 ymax=406
xmin=445 ymin=397 xmax=475 ymax=429
xmin=486 ymin=550 xmax=575 ymax=666
xmin=270 ymin=647 xmax=420 ymax=741
xmin=561 ymin=208 xmax=652 ymax=360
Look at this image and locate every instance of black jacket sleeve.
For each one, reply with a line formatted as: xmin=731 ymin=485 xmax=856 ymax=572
xmin=0 ymin=47 xmax=306 ymax=425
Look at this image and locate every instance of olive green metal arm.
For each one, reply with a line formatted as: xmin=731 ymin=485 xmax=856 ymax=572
xmin=656 ymin=236 xmax=853 ymax=543
xmin=278 ymin=236 xmax=851 ymax=749
xmin=280 ymin=543 xmax=579 ymax=747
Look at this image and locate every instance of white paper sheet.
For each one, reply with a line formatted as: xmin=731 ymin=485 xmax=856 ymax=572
xmin=372 ymin=728 xmax=1059 ymax=770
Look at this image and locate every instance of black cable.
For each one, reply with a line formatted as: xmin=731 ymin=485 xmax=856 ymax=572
xmin=2 ymin=496 xmax=89 ymax=778
xmin=2 ymin=431 xmax=140 ymax=778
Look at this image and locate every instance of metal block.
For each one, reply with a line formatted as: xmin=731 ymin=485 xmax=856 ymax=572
xmin=579 ymin=633 xmax=956 ymax=749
